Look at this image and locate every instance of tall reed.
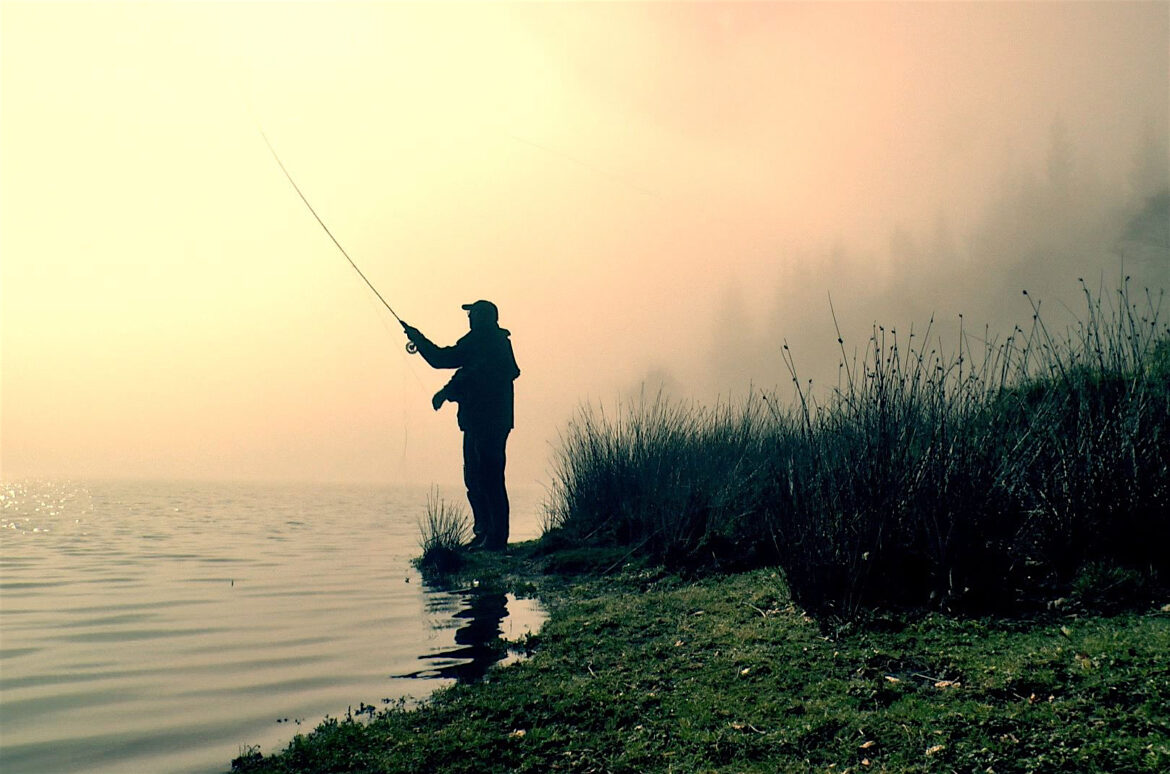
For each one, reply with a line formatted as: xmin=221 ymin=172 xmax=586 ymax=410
xmin=545 ymin=281 xmax=1170 ymax=617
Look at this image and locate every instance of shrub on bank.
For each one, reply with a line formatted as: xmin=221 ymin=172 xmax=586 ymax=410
xmin=546 ymin=392 xmax=788 ymax=572
xmin=415 ymin=488 xmax=473 ymax=579
xmin=545 ymin=282 xmax=1170 ymax=617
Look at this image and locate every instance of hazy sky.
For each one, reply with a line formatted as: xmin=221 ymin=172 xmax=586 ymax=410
xmin=2 ymin=1 xmax=1168 ymax=488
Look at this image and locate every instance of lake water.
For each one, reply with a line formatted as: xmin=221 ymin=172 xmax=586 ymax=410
xmin=0 ymin=480 xmax=547 ymax=774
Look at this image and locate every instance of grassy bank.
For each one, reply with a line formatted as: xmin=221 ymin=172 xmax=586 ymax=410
xmin=230 ymin=283 xmax=1170 ymax=771
xmin=231 ymin=554 xmax=1169 ymax=773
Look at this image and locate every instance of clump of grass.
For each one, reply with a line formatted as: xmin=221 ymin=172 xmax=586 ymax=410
xmin=545 ymin=280 xmax=1170 ymax=618
xmin=545 ymin=389 xmax=785 ymax=573
xmin=415 ymin=488 xmax=472 ymax=579
xmin=771 ymin=281 xmax=1169 ymax=615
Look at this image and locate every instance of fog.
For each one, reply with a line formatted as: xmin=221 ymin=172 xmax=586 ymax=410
xmin=2 ymin=2 xmax=1167 ymax=490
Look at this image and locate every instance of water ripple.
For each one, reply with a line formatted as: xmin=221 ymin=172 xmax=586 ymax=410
xmin=0 ymin=479 xmax=548 ymax=774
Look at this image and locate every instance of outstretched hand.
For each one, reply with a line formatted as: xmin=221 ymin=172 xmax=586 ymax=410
xmin=400 ymin=321 xmax=421 ymax=341
xmin=431 ymin=389 xmax=446 ymax=411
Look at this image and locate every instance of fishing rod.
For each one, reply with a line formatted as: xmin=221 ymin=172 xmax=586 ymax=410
xmin=259 ymin=128 xmax=417 ymax=354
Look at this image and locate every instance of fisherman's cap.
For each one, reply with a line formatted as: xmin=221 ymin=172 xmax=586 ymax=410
xmin=461 ymin=299 xmax=498 ymax=321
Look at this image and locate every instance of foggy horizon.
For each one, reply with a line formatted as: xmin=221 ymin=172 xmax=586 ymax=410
xmin=2 ymin=1 xmax=1167 ymax=489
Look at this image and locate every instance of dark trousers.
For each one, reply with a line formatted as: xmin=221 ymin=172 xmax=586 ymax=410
xmin=463 ymin=428 xmax=510 ymax=548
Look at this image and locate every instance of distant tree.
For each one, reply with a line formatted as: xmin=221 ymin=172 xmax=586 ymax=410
xmin=1124 ymin=189 xmax=1170 ymax=249
xmin=1128 ymin=118 xmax=1170 ymax=204
xmin=1046 ymin=116 xmax=1075 ymax=199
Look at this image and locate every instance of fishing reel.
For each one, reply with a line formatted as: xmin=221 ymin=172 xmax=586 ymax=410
xmin=405 ymin=341 xmax=418 ymax=355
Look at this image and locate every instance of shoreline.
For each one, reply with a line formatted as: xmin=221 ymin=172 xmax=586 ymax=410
xmin=229 ymin=543 xmax=1170 ymax=773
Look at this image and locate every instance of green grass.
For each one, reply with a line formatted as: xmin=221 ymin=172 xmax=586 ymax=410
xmin=230 ymin=560 xmax=1170 ymax=773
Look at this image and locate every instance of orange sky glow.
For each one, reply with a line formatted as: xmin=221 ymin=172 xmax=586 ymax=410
xmin=2 ymin=1 xmax=1167 ymax=488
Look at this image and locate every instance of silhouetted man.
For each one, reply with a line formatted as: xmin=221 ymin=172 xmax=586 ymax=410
xmin=401 ymin=301 xmax=520 ymax=551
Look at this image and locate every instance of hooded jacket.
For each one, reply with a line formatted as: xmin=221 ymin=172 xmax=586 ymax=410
xmin=411 ymin=325 xmax=520 ymax=433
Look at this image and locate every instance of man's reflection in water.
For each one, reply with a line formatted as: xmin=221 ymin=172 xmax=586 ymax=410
xmin=399 ymin=588 xmax=510 ymax=683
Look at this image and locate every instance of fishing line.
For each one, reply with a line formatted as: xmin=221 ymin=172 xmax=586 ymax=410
xmin=361 ymin=285 xmax=430 ymax=391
